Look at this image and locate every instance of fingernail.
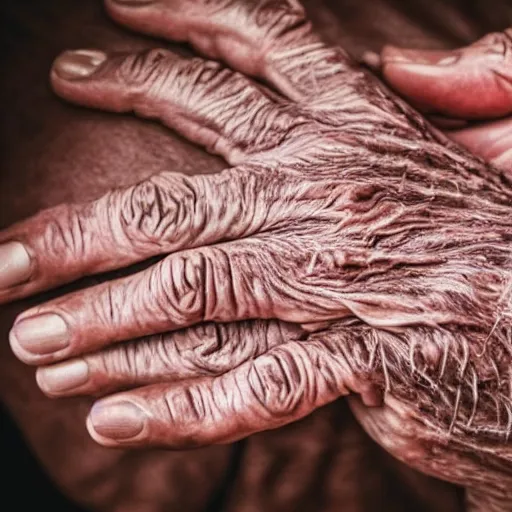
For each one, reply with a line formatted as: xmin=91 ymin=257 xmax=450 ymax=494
xmin=10 ymin=314 xmax=69 ymax=355
xmin=361 ymin=51 xmax=382 ymax=71
xmin=53 ymin=49 xmax=107 ymax=80
xmin=89 ymin=400 xmax=147 ymax=440
xmin=37 ymin=359 xmax=89 ymax=394
xmin=0 ymin=242 xmax=31 ymax=290
xmin=382 ymin=47 xmax=460 ymax=66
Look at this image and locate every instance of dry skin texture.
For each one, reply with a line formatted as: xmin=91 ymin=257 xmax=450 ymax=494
xmin=2 ymin=1 xmax=512 ymax=511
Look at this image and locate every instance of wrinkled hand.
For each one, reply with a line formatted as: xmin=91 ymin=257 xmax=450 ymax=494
xmin=0 ymin=3 xmax=511 ymax=494
xmin=366 ymin=28 xmax=512 ymax=171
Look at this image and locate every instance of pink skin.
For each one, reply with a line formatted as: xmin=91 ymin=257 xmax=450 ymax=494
xmin=368 ymin=30 xmax=512 ymax=171
xmin=1 ymin=1 xmax=512 ymax=509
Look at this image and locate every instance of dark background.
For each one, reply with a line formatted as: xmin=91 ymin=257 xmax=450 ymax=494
xmin=1 ymin=404 xmax=85 ymax=510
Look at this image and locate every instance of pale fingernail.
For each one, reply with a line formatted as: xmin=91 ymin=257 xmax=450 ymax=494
xmin=89 ymin=400 xmax=147 ymax=440
xmin=382 ymin=47 xmax=460 ymax=66
xmin=361 ymin=51 xmax=381 ymax=70
xmin=10 ymin=314 xmax=69 ymax=356
xmin=53 ymin=49 xmax=107 ymax=80
xmin=0 ymin=242 xmax=31 ymax=290
xmin=37 ymin=359 xmax=89 ymax=394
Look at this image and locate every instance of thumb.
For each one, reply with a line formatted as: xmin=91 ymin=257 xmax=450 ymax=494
xmin=380 ymin=30 xmax=512 ymax=119
xmin=450 ymin=117 xmax=512 ymax=175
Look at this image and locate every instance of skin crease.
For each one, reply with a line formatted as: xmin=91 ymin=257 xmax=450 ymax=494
xmin=1 ymin=1 xmax=512 ymax=512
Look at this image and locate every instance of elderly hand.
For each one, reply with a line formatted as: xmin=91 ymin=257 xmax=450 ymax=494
xmin=1 ymin=4 xmax=512 ymax=507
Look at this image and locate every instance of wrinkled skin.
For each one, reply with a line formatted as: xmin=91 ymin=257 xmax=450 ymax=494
xmin=2 ymin=1 xmax=512 ymax=511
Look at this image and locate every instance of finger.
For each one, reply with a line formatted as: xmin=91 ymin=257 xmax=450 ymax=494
xmin=10 ymin=225 xmax=453 ymax=367
xmin=102 ymin=0 xmax=356 ymax=103
xmin=448 ymin=117 xmax=512 ymax=174
xmin=380 ymin=29 xmax=512 ymax=119
xmin=10 ymin=224 xmax=364 ymax=367
xmin=0 ymin=167 xmax=285 ymax=304
xmin=35 ymin=320 xmax=303 ymax=397
xmin=82 ymin=332 xmax=369 ymax=448
xmin=9 ymin=240 xmax=293 ymax=365
xmin=51 ymin=48 xmax=307 ymax=166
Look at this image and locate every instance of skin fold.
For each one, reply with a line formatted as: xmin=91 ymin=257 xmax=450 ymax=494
xmin=2 ymin=0 xmax=512 ymax=511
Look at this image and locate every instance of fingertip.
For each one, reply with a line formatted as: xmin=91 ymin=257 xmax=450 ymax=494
xmin=381 ymin=45 xmax=459 ymax=67
xmin=86 ymin=413 xmax=118 ymax=447
xmin=87 ymin=398 xmax=150 ymax=447
xmin=50 ymin=49 xmax=132 ymax=114
xmin=103 ymin=0 xmax=162 ymax=39
xmin=0 ymin=241 xmax=32 ymax=292
xmin=36 ymin=358 xmax=90 ymax=397
xmin=361 ymin=51 xmax=381 ymax=72
xmin=381 ymin=39 xmax=512 ymax=119
xmin=8 ymin=312 xmax=71 ymax=368
xmin=50 ymin=49 xmax=110 ymax=106
xmin=35 ymin=367 xmax=58 ymax=398
xmin=52 ymin=49 xmax=107 ymax=82
xmin=9 ymin=324 xmax=43 ymax=366
xmin=381 ymin=45 xmax=409 ymax=65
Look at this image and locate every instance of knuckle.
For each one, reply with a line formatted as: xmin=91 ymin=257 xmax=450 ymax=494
xmin=161 ymin=247 xmax=238 ymax=324
xmin=183 ymin=323 xmax=233 ymax=373
xmin=187 ymin=57 xmax=226 ymax=89
xmin=174 ymin=321 xmax=283 ymax=377
xmin=247 ymin=349 xmax=304 ymax=417
xmin=119 ymin=173 xmax=198 ymax=243
xmin=253 ymin=0 xmax=307 ymax=39
xmin=169 ymin=57 xmax=227 ymax=110
xmin=157 ymin=325 xmax=220 ymax=376
xmin=118 ymin=48 xmax=176 ymax=90
xmin=186 ymin=64 xmax=306 ymax=153
xmin=158 ymin=251 xmax=209 ymax=324
xmin=229 ymin=96 xmax=306 ymax=153
xmin=119 ymin=178 xmax=173 ymax=242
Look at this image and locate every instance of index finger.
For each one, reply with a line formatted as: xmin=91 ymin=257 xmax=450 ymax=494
xmin=103 ymin=0 xmax=358 ymax=103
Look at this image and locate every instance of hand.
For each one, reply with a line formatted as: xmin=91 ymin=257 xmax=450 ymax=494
xmin=366 ymin=29 xmax=512 ymax=171
xmin=1 ymin=2 xmax=511 ymax=504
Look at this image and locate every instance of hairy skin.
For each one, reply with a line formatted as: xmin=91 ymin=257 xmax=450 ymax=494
xmin=2 ymin=0 xmax=512 ymax=511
